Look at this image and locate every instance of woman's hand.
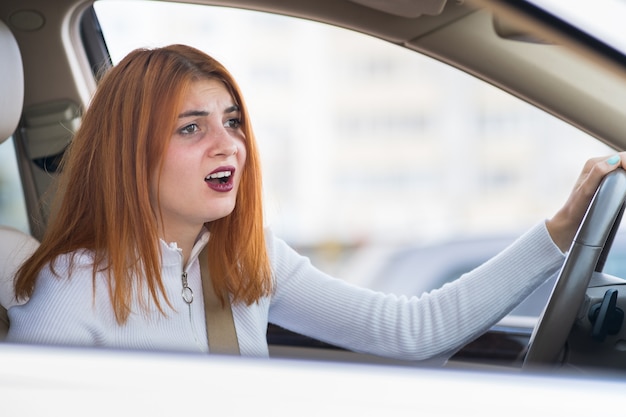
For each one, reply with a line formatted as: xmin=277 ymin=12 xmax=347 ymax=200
xmin=546 ymin=152 xmax=626 ymax=252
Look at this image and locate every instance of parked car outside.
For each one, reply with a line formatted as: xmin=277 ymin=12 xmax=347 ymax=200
xmin=341 ymin=231 xmax=626 ymax=318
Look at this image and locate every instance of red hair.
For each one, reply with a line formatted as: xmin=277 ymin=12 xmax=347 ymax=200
xmin=14 ymin=45 xmax=272 ymax=323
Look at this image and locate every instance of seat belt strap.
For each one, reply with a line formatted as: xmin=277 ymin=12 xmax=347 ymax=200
xmin=199 ymin=245 xmax=240 ymax=355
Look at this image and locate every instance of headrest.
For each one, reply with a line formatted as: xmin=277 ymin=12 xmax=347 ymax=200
xmin=0 ymin=19 xmax=24 ymax=143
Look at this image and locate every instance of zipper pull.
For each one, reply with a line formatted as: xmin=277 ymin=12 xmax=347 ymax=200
xmin=181 ymin=271 xmax=194 ymax=304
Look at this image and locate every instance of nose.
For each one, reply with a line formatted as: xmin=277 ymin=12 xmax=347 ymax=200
xmin=209 ymin=125 xmax=238 ymax=157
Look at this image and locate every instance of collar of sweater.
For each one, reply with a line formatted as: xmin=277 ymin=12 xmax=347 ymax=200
xmin=159 ymin=227 xmax=210 ymax=270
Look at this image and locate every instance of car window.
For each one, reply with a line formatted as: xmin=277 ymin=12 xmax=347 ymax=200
xmin=0 ymin=137 xmax=29 ymax=233
xmin=93 ymin=1 xmax=616 ymax=310
xmin=529 ymin=0 xmax=626 ymax=55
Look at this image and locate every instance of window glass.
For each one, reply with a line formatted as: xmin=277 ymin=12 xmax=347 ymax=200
xmin=93 ymin=1 xmax=614 ymax=306
xmin=0 ymin=137 xmax=29 ymax=233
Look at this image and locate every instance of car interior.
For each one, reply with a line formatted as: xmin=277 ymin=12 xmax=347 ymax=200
xmin=1 ymin=0 xmax=626 ymax=376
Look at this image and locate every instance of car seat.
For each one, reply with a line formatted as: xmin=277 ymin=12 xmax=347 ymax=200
xmin=0 ymin=226 xmax=39 ymax=339
xmin=0 ymin=18 xmax=40 ymax=339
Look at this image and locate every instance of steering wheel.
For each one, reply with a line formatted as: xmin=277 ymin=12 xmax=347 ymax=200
xmin=523 ymin=168 xmax=626 ymax=368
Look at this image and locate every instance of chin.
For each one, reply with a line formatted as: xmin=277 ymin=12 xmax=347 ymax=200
xmin=208 ymin=205 xmax=237 ymax=222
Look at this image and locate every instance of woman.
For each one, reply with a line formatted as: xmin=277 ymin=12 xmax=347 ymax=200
xmin=6 ymin=44 xmax=625 ymax=360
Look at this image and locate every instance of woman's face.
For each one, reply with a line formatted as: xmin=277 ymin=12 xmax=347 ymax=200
xmin=151 ymin=78 xmax=247 ymax=238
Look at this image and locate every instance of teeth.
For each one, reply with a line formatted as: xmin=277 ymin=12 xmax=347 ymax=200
xmin=206 ymin=171 xmax=232 ymax=180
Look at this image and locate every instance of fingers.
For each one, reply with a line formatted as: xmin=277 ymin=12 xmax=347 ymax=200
xmin=577 ymin=152 xmax=626 ymax=197
xmin=581 ymin=153 xmax=623 ymax=177
xmin=605 ymin=154 xmax=622 ymax=166
xmin=546 ymin=151 xmax=626 ymax=252
xmin=594 ymin=152 xmax=624 ymax=171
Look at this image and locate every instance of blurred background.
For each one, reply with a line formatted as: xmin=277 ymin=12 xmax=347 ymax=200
xmin=1 ymin=1 xmax=615 ymax=297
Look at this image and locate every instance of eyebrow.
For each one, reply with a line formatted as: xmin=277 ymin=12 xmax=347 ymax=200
xmin=177 ymin=105 xmax=240 ymax=119
xmin=178 ymin=110 xmax=208 ymax=119
xmin=225 ymin=105 xmax=240 ymax=114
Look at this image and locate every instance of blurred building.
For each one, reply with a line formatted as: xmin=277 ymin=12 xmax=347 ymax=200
xmin=60 ymin=2 xmax=614 ymax=249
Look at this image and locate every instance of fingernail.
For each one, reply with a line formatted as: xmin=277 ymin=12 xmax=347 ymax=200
xmin=607 ymin=155 xmax=621 ymax=165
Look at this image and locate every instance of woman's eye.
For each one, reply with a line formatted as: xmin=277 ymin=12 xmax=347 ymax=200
xmin=225 ymin=118 xmax=241 ymax=129
xmin=180 ymin=123 xmax=199 ymax=135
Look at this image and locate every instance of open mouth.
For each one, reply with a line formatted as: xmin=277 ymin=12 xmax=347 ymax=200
xmin=204 ymin=168 xmax=235 ymax=192
xmin=205 ymin=170 xmax=232 ymax=185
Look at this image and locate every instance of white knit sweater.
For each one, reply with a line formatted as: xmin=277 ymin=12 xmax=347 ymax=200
xmin=7 ymin=222 xmax=564 ymax=361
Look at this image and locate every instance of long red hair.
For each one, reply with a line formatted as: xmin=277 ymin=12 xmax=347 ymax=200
xmin=14 ymin=45 xmax=272 ymax=323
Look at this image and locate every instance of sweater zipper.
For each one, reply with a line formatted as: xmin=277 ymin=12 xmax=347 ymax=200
xmin=181 ymin=271 xmax=194 ymax=304
xmin=181 ymin=266 xmax=205 ymax=352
